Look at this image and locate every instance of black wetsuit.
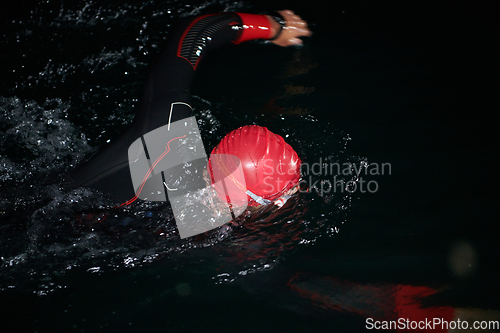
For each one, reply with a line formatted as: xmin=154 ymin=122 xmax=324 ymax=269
xmin=69 ymin=13 xmax=271 ymax=203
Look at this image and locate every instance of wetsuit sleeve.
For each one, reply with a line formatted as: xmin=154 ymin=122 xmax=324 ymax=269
xmin=69 ymin=13 xmax=274 ymax=202
xmin=138 ymin=12 xmax=273 ymax=132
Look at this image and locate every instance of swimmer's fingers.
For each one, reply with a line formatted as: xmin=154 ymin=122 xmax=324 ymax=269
xmin=268 ymin=10 xmax=312 ymax=47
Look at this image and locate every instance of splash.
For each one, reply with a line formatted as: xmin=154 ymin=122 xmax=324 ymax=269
xmin=0 ymin=96 xmax=92 ymax=182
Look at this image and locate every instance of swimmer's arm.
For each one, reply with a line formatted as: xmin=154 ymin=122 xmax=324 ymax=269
xmin=161 ymin=10 xmax=312 ymax=73
xmin=145 ymin=11 xmax=311 ymax=120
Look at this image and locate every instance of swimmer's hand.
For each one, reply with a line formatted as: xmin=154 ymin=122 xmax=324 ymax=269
xmin=267 ymin=10 xmax=311 ymax=47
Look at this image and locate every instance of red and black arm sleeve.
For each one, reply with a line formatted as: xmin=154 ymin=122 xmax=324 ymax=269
xmin=152 ymin=12 xmax=272 ymax=87
xmin=137 ymin=12 xmax=273 ymax=132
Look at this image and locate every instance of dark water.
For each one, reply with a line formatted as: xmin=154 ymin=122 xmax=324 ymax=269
xmin=1 ymin=0 xmax=499 ymax=332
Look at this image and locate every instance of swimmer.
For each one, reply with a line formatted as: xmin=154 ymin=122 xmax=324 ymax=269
xmin=69 ymin=10 xmax=311 ymax=223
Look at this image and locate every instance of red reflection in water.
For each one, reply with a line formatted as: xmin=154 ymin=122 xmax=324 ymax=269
xmin=287 ymin=272 xmax=455 ymax=332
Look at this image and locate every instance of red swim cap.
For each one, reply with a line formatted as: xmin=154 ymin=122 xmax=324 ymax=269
xmin=208 ymin=125 xmax=301 ymax=206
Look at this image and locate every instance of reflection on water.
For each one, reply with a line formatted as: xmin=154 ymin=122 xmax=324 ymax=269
xmin=288 ymin=273 xmax=500 ymax=332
